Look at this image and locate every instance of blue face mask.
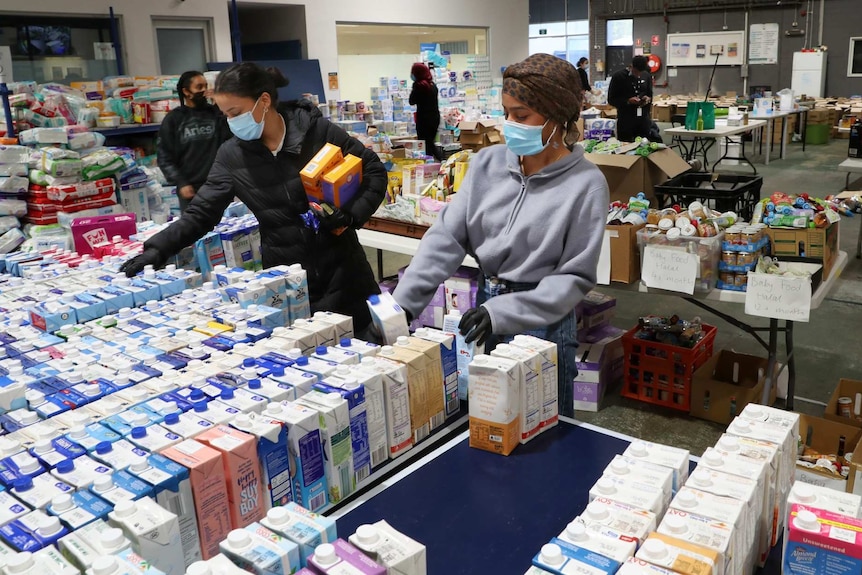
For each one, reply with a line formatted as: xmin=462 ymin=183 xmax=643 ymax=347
xmin=410 ymin=74 xmax=416 ymax=81
xmin=503 ymin=119 xmax=556 ymax=157
xmin=227 ymin=97 xmax=265 ymax=141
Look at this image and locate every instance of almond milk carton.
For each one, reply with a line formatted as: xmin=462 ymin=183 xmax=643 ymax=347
xmin=783 ymin=505 xmax=862 ymax=575
xmin=467 ymin=355 xmax=520 ymax=456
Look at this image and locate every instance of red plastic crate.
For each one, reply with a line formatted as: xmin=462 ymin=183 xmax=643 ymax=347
xmin=621 ymin=323 xmax=717 ymax=412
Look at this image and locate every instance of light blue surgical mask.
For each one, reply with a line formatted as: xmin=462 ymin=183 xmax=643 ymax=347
xmin=410 ymin=74 xmax=416 ymax=81
xmin=227 ymin=97 xmax=265 ymax=141
xmin=503 ymin=119 xmax=556 ymax=157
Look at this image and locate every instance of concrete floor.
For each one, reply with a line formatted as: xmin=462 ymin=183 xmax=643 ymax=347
xmin=364 ymin=134 xmax=862 ymax=457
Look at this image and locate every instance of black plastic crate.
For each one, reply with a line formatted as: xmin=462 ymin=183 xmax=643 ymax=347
xmin=654 ymin=172 xmax=763 ymax=221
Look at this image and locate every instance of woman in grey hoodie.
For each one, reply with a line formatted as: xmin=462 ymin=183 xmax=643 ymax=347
xmin=394 ymin=53 xmax=609 ymax=418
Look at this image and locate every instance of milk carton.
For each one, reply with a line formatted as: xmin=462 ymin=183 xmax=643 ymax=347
xmin=0 ymin=511 xmax=68 ymax=552
xmin=623 ymin=441 xmax=690 ymax=493
xmin=312 ymin=312 xmax=354 ymax=342
xmin=87 ymin=551 xmax=166 ymax=575
xmin=296 ymin=391 xmax=353 ymax=505
xmin=159 ymin=411 xmax=214 ymax=439
xmin=218 ymin=524 xmax=300 ymax=575
xmin=658 ymin=510 xmax=733 ymax=575
xmin=588 ymin=476 xmax=665 ymax=515
xmin=412 ymin=328 xmax=458 ymax=420
xmin=126 ymin=453 xmax=203 ymax=567
xmin=783 ymin=505 xmax=862 ymax=575
xmin=160 ymin=440 xmax=232 ymax=560
xmin=335 ymin=367 xmax=387 ymax=471
xmin=0 ymin=541 xmax=23 ymax=572
xmin=636 ymin=533 xmax=720 ymax=575
xmin=441 ymin=310 xmax=482 ymax=402
xmin=108 ymin=497 xmax=184 ymax=575
xmin=88 ymin=471 xmax=152 ymax=505
xmin=366 ymin=294 xmax=408 ymax=345
xmin=0 ymin=490 xmax=28 ymax=527
xmin=283 ymin=265 xmax=310 ymax=322
xmin=576 ymin=498 xmax=657 ymax=545
xmin=91 ymin=439 xmax=149 ymax=472
xmin=50 ymin=455 xmax=113 ymax=490
xmin=532 ymin=539 xmax=620 ymax=575
xmin=11 ymin=474 xmax=73 ymax=509
xmin=65 ymin=423 xmax=121 ymax=453
xmin=47 ymin=491 xmax=111 ymax=530
xmin=230 ymin=413 xmax=293 ymax=509
xmin=308 ymin=540 xmax=386 ymax=575
xmin=669 ymin=488 xmax=747 ymax=575
xmin=196 ymin=425 xmax=265 ymax=529
xmin=490 ymin=344 xmax=541 ymax=443
xmin=359 ymin=357 xmax=412 ymax=460
xmin=187 ymin=554 xmax=248 ymax=575
xmin=245 ymin=378 xmax=295 ymax=403
xmin=509 ymin=334 xmax=558 ymax=429
xmin=190 ymin=400 xmax=242 ymax=426
xmin=468 ymin=355 xmax=520 ymax=456
xmin=313 ymin=380 xmax=370 ymax=485
xmin=348 ymin=520 xmax=426 ymax=575
xmin=27 ymin=438 xmax=86 ymax=472
xmin=617 ymin=557 xmax=678 ymax=575
xmin=262 ymin=403 xmax=328 ymax=512
xmin=260 ymin=503 xmax=337 ymax=568
xmin=604 ymin=455 xmax=673 ymax=514
xmin=312 ymin=347 xmax=359 ymax=366
xmin=2 ymin=547 xmax=79 ymax=575
xmin=58 ymin=521 xmax=131 ymax=571
xmin=786 ymin=481 xmax=862 ymax=518
xmin=557 ymin=521 xmax=637 ymax=564
xmin=335 ymin=338 xmax=378 ymax=359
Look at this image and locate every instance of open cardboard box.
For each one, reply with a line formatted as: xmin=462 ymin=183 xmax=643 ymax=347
xmin=766 ymin=220 xmax=839 ymax=281
xmin=586 ymin=148 xmax=691 ymax=204
xmin=825 ymin=378 xmax=862 ymax=427
xmin=689 ymin=350 xmax=778 ymax=425
xmin=797 ymin=414 xmax=862 ymax=492
xmin=848 ymin=433 xmax=862 ymax=495
xmin=605 ymin=222 xmax=645 ymax=283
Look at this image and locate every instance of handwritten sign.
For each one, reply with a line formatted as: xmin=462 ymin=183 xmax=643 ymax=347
xmin=745 ymin=272 xmax=812 ymax=322
xmin=597 ymin=230 xmax=611 ymax=285
xmin=641 ymin=246 xmax=698 ymax=294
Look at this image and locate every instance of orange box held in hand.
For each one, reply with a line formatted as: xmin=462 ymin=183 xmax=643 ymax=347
xmin=322 ymin=154 xmax=363 ymax=207
xmin=301 ymin=143 xmax=343 ymax=202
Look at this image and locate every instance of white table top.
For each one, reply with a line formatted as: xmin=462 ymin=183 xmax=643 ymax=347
xmin=750 ymin=106 xmax=810 ymax=120
xmin=664 ymin=119 xmax=766 ymax=138
xmin=839 ymin=158 xmax=862 ymax=172
xmin=357 ymin=228 xmax=479 ymax=268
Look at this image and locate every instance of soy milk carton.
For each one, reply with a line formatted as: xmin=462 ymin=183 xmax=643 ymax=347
xmin=468 ymin=355 xmax=520 ymax=456
xmin=658 ymin=510 xmax=733 ymax=575
xmin=635 ymin=533 xmax=719 ymax=575
xmin=557 ymin=521 xmax=637 ymax=564
xmin=783 ymin=505 xmax=862 ymax=575
xmin=588 ymin=476 xmax=665 ymax=515
xmin=218 ymin=524 xmax=300 ymax=575
xmin=348 ymin=520 xmax=426 ymax=575
xmin=108 ymin=498 xmax=184 ymax=575
xmin=576 ymin=499 xmax=657 ymax=545
xmin=623 ymin=441 xmax=689 ymax=493
xmin=490 ymin=344 xmax=541 ymax=443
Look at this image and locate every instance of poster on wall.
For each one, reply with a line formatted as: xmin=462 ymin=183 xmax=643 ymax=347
xmin=666 ymin=31 xmax=745 ymax=66
xmin=0 ymin=47 xmax=12 ymax=82
xmin=749 ymin=23 xmax=780 ymax=65
xmin=328 ymin=72 xmax=339 ymax=90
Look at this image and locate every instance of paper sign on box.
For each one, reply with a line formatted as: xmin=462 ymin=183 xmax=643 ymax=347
xmin=745 ymin=269 xmax=814 ymax=322
xmin=641 ymin=246 xmax=698 ymax=294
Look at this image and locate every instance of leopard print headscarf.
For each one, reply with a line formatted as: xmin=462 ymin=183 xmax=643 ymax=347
xmin=503 ymin=53 xmax=583 ymax=145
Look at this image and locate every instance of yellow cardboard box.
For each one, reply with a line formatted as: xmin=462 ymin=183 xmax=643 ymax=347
xmin=301 ymin=143 xmax=343 ymax=202
xmin=322 ymin=154 xmax=362 ymax=207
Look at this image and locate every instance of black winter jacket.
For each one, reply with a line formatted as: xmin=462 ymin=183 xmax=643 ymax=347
xmin=145 ymin=100 xmax=387 ymax=329
xmin=409 ymin=82 xmax=440 ymax=140
xmin=157 ymin=104 xmax=230 ymax=189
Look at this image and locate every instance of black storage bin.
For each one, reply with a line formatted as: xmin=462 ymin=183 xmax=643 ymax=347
xmin=653 ymin=172 xmax=763 ymax=221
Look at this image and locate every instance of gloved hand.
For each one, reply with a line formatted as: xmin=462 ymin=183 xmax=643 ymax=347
xmin=119 ymin=248 xmax=165 ymax=278
xmin=459 ymin=306 xmax=492 ymax=346
xmin=315 ymin=202 xmax=353 ymax=233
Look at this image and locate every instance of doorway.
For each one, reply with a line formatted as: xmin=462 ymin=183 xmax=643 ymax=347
xmin=153 ymin=18 xmax=214 ymax=75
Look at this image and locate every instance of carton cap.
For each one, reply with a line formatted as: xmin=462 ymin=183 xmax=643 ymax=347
xmin=629 ymin=442 xmax=649 ymax=457
xmin=92 ymin=556 xmax=119 ymax=575
xmin=83 ymin=383 xmax=102 ymax=397
xmin=56 ymin=459 xmax=76 ymax=474
xmin=340 ymin=338 xmax=352 ymax=347
xmin=730 ymin=419 xmax=752 ymax=434
xmin=664 ymin=514 xmax=688 ymax=534
xmin=356 ymin=524 xmax=380 ymax=545
xmin=164 ymin=413 xmax=180 ymax=426
xmin=18 ymin=455 xmax=41 ymax=475
xmin=0 ymin=437 xmax=20 ymax=458
xmin=51 ymin=493 xmax=74 ymax=512
xmin=13 ymin=477 xmax=33 ymax=491
xmin=316 ymin=346 xmax=328 ymax=355
xmin=95 ymin=442 xmax=113 ymax=455
xmin=368 ymin=295 xmax=380 ymax=305
xmin=676 ymin=490 xmax=697 ymax=508
xmin=314 ymin=543 xmax=338 ymax=566
xmin=791 ymin=483 xmax=816 ymax=503
xmin=703 ymin=451 xmax=724 ymax=467
xmin=234 ymin=414 xmax=253 ymax=427
xmin=33 ymin=439 xmax=54 ymax=454
xmin=129 ymin=456 xmax=149 ymax=473
xmin=37 ymin=515 xmax=63 ymax=536
xmin=793 ymin=509 xmax=821 ymax=532
xmin=5 ymin=552 xmax=34 ymax=574
xmin=595 ymin=477 xmax=616 ymax=495
xmin=642 ymin=539 xmax=669 ymax=560
xmin=69 ymin=425 xmax=88 ymax=440
xmin=395 ymin=336 xmax=409 ymax=347
xmin=113 ymin=499 xmax=137 ymax=518
xmin=564 ymin=521 xmax=588 ymax=541
xmin=266 ymin=506 xmax=290 ymax=526
xmin=227 ymin=529 xmax=251 ymax=549
xmin=744 ymin=405 xmax=764 ymax=418
xmin=266 ymin=404 xmax=283 ymax=415
xmin=717 ymin=436 xmax=739 ymax=451
xmin=100 ymin=528 xmax=128 ymax=551
xmin=585 ymin=502 xmax=610 ymax=520
xmin=288 ymin=349 xmax=303 ymax=359
xmin=129 ymin=412 xmax=150 ymax=427
xmin=186 ymin=562 xmax=212 ymax=575
xmin=689 ymin=471 xmax=712 ymax=487
xmin=609 ymin=459 xmax=630 ymax=475
xmin=248 ymin=379 xmax=262 ymax=390
xmin=539 ymin=544 xmax=564 ymax=566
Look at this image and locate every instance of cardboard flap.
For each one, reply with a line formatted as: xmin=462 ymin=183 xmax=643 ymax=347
xmin=585 ymin=154 xmax=641 ymax=169
xmin=646 ymin=149 xmax=692 ymax=178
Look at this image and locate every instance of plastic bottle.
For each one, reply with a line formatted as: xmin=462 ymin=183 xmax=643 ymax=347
xmin=696 ymin=109 xmax=704 ymax=131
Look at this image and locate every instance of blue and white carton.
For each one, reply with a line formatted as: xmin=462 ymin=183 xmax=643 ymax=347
xmin=46 ymin=490 xmax=112 ymax=530
xmin=260 ymin=502 xmax=337 ymax=568
xmin=231 ymin=413 xmax=293 ymax=509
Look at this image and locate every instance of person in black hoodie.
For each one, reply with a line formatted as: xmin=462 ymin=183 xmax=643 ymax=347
xmin=157 ymin=70 xmax=230 ymax=212
xmin=409 ymin=63 xmax=442 ymax=160
xmin=121 ymin=63 xmax=387 ymax=332
xmin=607 ymin=55 xmax=653 ymax=142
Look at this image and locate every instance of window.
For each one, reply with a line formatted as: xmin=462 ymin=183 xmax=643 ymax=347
xmin=849 ymin=37 xmax=862 ymax=77
xmin=529 ymin=19 xmax=589 ymax=66
xmin=607 ymin=19 xmax=633 ymax=46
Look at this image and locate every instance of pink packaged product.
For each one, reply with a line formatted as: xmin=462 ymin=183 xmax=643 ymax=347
xmin=308 ymin=539 xmax=386 ymax=575
xmin=71 ymin=213 xmax=138 ymax=256
xmin=783 ymin=504 xmax=862 ymax=575
xmin=443 ymin=267 xmax=479 ymax=315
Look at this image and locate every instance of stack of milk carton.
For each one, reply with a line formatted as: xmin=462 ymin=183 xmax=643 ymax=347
xmin=571 ymin=292 xmax=625 ymax=415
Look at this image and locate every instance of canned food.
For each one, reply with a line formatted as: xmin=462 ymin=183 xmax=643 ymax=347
xmin=726 ymin=230 xmax=742 ymax=245
xmin=722 ymin=251 xmax=738 ymax=266
xmin=720 ymin=272 xmax=735 ymax=286
xmin=737 ymin=251 xmax=756 ymax=266
xmin=741 ymin=229 xmax=757 ymax=245
xmin=735 ymin=273 xmax=748 ymax=288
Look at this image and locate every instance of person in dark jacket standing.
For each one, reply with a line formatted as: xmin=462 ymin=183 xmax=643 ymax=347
xmin=121 ymin=63 xmax=387 ymax=332
xmin=409 ymin=63 xmax=442 ymax=160
xmin=576 ymin=57 xmax=592 ymax=98
xmin=157 ymin=70 xmax=229 ymax=213
xmin=607 ymin=55 xmax=653 ymax=142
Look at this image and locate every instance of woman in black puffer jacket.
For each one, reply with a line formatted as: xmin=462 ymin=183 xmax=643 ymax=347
xmin=121 ymin=63 xmax=386 ymax=331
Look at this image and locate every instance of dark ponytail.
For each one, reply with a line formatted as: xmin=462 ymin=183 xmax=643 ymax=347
xmin=177 ymin=70 xmax=204 ymax=106
xmin=213 ymin=63 xmax=290 ymax=105
xmin=577 ymin=57 xmax=589 ymax=67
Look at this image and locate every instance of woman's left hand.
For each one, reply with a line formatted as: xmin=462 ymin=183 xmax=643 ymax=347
xmin=459 ymin=307 xmax=492 ymax=346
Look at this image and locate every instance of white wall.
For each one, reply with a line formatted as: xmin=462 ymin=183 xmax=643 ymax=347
xmin=3 ymin=0 xmax=529 ymax=101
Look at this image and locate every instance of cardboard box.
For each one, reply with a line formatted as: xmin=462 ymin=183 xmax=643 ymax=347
xmin=797 ymin=414 xmax=862 ymax=493
xmin=607 ymin=223 xmax=645 ymax=283
xmin=586 ymin=149 xmax=691 ymax=204
xmin=458 ymin=120 xmax=503 ymax=150
xmin=848 ymin=434 xmax=862 ymax=495
xmin=652 ymin=104 xmax=677 ymax=123
xmin=300 ymin=144 xmax=343 ymax=202
xmin=322 ymin=154 xmax=363 ymax=207
xmin=825 ymin=379 xmax=862 ymax=427
xmin=572 ymin=327 xmax=625 ymax=412
xmin=766 ymin=220 xmax=839 ymax=280
xmin=689 ymin=350 xmax=778 ymax=425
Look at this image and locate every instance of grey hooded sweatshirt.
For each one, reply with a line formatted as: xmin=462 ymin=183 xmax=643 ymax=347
xmin=393 ymin=144 xmax=609 ymax=334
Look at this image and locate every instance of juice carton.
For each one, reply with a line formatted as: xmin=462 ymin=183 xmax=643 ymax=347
xmin=658 ymin=509 xmax=734 ymax=575
xmin=623 ymin=441 xmax=690 ymax=493
xmin=490 ymin=343 xmax=541 ymax=443
xmin=576 ymin=498 xmax=657 ymax=545
xmin=126 ymin=453 xmax=203 ymax=567
xmin=313 ymin=380 xmax=370 ymax=485
xmin=635 ymin=533 xmax=720 ymax=575
xmin=58 ymin=520 xmax=131 ymax=571
xmin=308 ymin=539 xmax=385 ymax=575
xmin=509 ymin=334 xmax=558 ymax=429
xmin=378 ymin=344 xmax=432 ymax=445
xmin=160 ymin=440 xmax=232 ymax=559
xmin=50 ymin=455 xmax=113 ymax=490
xmin=783 ymin=505 xmax=862 ymax=575
xmin=604 ymin=455 xmax=673 ymax=514
xmin=108 ymin=497 xmax=185 ymax=575
xmin=5 ymin=546 xmax=79 ymax=575
xmin=358 ymin=357 xmax=412 ymax=460
xmin=588 ymin=476 xmax=665 ymax=515
xmin=532 ymin=538 xmax=620 ymax=575
xmin=260 ymin=503 xmax=337 ymax=568
xmin=295 ymin=391 xmax=353 ymax=505
xmin=89 ymin=471 xmax=153 ymax=505
xmin=300 ymin=144 xmax=343 ymax=202
xmin=220 ymin=524 xmax=299 ymax=575
xmin=196 ymin=425 xmax=265 ymax=529
xmin=398 ymin=336 xmax=446 ymax=432
xmin=230 ymin=413 xmax=293 ymax=509
xmin=348 ymin=520 xmax=426 ymax=575
xmin=262 ymin=403 xmax=328 ymax=512
xmin=365 ymin=294 xmax=408 ymax=345
xmin=557 ymin=521 xmax=637 ymax=565
xmin=468 ymin=355 xmax=520 ymax=456
xmin=47 ymin=490 xmax=111 ymax=530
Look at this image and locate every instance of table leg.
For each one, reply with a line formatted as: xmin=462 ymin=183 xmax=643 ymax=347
xmin=780 ymin=116 xmax=789 ymax=159
xmin=764 ymin=120 xmax=772 ymax=165
xmin=856 ymin=217 xmax=862 ymax=259
xmin=761 ymin=318 xmax=780 ymax=405
xmin=802 ymin=110 xmax=807 ymax=152
xmin=785 ymin=320 xmax=796 ymax=411
xmin=376 ymin=249 xmax=384 ymax=280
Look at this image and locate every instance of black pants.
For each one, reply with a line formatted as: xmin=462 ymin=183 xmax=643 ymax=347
xmin=617 ymin=111 xmax=652 ymax=142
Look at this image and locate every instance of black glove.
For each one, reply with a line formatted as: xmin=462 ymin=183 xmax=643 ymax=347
xmin=404 ymin=308 xmax=414 ymax=323
xmin=120 ymin=248 xmax=165 ymax=278
xmin=459 ymin=306 xmax=492 ymax=346
xmin=315 ymin=202 xmax=353 ymax=233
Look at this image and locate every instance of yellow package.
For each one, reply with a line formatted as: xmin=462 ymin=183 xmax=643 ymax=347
xmin=322 ymin=154 xmax=363 ymax=207
xmin=301 ymin=143 xmax=344 ymax=202
xmin=453 ymin=161 xmax=470 ymax=193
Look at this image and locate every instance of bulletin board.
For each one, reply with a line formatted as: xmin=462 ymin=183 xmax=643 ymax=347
xmin=666 ymin=31 xmax=746 ymax=67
